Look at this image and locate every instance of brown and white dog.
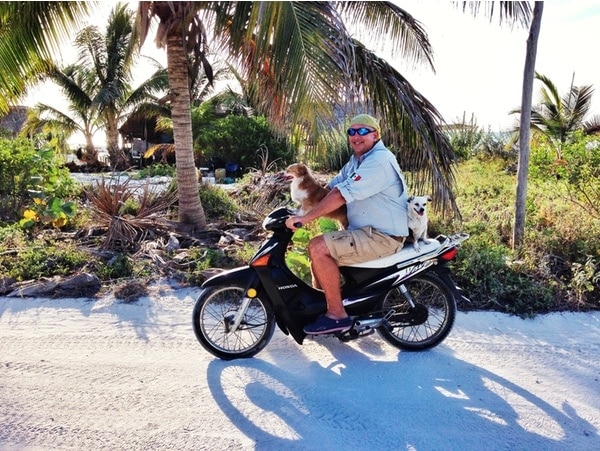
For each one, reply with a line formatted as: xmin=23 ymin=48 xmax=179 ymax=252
xmin=407 ymin=195 xmax=432 ymax=252
xmin=284 ymin=163 xmax=348 ymax=229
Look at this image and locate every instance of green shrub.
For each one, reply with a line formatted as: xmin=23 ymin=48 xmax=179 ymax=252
xmin=134 ymin=163 xmax=176 ymax=179
xmin=0 ymin=239 xmax=89 ymax=281
xmin=199 ymin=184 xmax=238 ymax=221
xmin=95 ymin=254 xmax=134 ymax=280
xmin=0 ymin=138 xmax=77 ymax=223
xmin=192 ymin=112 xmax=294 ymax=171
xmin=452 ymin=235 xmax=554 ymax=317
xmin=530 ymin=132 xmax=600 ymax=218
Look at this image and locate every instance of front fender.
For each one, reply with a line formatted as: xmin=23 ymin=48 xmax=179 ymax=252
xmin=201 ymin=266 xmax=259 ymax=289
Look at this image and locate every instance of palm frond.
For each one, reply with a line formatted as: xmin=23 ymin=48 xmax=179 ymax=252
xmin=458 ymin=1 xmax=532 ymax=28
xmin=0 ymin=2 xmax=91 ymax=113
xmin=337 ymin=1 xmax=435 ymax=71
xmin=21 ymin=103 xmax=82 ymax=138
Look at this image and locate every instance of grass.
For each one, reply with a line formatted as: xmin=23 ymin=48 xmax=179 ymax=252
xmin=435 ymin=157 xmax=600 ymax=316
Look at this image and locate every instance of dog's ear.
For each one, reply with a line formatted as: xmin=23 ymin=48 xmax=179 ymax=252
xmin=407 ymin=196 xmax=414 ymax=203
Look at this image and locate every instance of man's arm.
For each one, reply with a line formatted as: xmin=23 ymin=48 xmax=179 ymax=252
xmin=285 ymin=187 xmax=346 ymax=230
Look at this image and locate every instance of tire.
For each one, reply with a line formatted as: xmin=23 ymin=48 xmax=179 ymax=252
xmin=192 ymin=285 xmax=276 ymax=360
xmin=377 ymin=273 xmax=456 ymax=350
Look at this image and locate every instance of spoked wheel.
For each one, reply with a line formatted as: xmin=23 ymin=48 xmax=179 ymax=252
xmin=377 ymin=273 xmax=456 ymax=350
xmin=192 ymin=285 xmax=276 ymax=360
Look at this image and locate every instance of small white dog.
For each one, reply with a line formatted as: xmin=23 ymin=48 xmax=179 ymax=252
xmin=407 ymin=195 xmax=432 ymax=252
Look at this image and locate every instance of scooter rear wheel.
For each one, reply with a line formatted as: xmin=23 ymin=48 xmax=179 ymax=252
xmin=377 ymin=273 xmax=456 ymax=350
xmin=192 ymin=285 xmax=276 ymax=360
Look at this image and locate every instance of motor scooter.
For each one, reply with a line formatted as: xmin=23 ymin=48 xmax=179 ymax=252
xmin=192 ymin=206 xmax=469 ymax=360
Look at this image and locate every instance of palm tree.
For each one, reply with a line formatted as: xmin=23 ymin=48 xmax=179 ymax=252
xmin=136 ymin=2 xmax=210 ymax=227
xmin=21 ymin=63 xmax=100 ymax=158
xmin=511 ymin=72 xmax=595 ymax=160
xmin=458 ymin=1 xmax=535 ymax=249
xmin=513 ymin=2 xmax=543 ymax=249
xmin=24 ymin=3 xmax=169 ymax=169
xmin=0 ymin=2 xmax=91 ymax=115
xmin=136 ymin=1 xmax=465 ymax=229
xmin=75 ymin=2 xmax=142 ymax=168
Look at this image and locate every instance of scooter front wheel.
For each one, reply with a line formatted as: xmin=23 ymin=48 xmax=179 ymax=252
xmin=192 ymin=285 xmax=276 ymax=360
xmin=377 ymin=273 xmax=456 ymax=350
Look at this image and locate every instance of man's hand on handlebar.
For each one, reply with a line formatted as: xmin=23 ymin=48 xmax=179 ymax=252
xmin=285 ymin=216 xmax=304 ymax=231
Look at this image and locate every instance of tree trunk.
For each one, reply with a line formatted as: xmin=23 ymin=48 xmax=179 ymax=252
xmin=513 ymin=1 xmax=543 ymax=249
xmin=166 ymin=31 xmax=207 ymax=229
xmin=105 ymin=108 xmax=129 ymax=170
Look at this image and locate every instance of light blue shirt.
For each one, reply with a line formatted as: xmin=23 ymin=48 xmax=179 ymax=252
xmin=328 ymin=140 xmax=408 ymax=236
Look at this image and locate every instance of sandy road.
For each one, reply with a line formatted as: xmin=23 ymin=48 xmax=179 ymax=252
xmin=1 ymin=283 xmax=599 ymax=450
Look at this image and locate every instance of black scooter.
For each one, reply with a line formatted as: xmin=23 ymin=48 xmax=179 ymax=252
xmin=192 ymin=206 xmax=469 ymax=360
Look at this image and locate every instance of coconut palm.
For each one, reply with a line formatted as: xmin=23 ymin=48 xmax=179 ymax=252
xmin=20 ymin=63 xmax=101 ymax=159
xmin=74 ymin=2 xmax=145 ymax=168
xmin=24 ymin=3 xmax=170 ymax=169
xmin=510 ymin=72 xmax=595 ymax=159
xmin=135 ymin=1 xmax=463 ymax=228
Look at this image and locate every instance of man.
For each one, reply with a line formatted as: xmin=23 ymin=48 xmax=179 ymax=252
xmin=285 ymin=114 xmax=409 ymax=335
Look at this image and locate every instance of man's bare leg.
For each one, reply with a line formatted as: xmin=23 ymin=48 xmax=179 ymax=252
xmin=308 ymin=235 xmax=347 ymax=319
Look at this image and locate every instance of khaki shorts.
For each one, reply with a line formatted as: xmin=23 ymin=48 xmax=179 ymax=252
xmin=323 ymin=226 xmax=406 ymax=266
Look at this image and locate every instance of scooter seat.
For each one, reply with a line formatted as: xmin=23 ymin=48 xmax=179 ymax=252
xmin=347 ymin=239 xmax=442 ymax=269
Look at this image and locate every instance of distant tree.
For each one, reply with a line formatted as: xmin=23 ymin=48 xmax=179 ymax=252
xmin=457 ymin=1 xmax=535 ymax=249
xmin=75 ymin=2 xmax=158 ymax=169
xmin=21 ymin=64 xmax=100 ymax=158
xmin=23 ymin=3 xmax=169 ymax=169
xmin=510 ymin=72 xmax=595 ymax=160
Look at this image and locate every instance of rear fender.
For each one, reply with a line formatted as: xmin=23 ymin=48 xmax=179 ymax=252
xmin=433 ymin=264 xmax=470 ymax=304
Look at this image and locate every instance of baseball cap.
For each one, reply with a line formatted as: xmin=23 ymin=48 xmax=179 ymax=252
xmin=349 ymin=114 xmax=380 ymax=133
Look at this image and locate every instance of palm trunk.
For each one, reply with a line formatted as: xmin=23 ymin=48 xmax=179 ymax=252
xmin=513 ymin=1 xmax=543 ymax=248
xmin=166 ymin=31 xmax=207 ymax=229
xmin=105 ymin=108 xmax=129 ymax=169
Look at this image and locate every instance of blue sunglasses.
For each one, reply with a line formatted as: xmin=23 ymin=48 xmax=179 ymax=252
xmin=347 ymin=127 xmax=376 ymax=136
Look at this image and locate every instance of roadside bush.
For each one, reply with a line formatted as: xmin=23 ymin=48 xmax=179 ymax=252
xmin=0 ymin=138 xmax=77 ymax=223
xmin=0 ymin=237 xmax=89 ymax=281
xmin=442 ymin=154 xmax=600 ymax=314
xmin=451 ymin=235 xmax=554 ymax=317
xmin=134 ymin=163 xmax=176 ymax=179
xmin=199 ymin=184 xmax=239 ymax=222
xmin=530 ymin=132 xmax=600 ymax=218
xmin=193 ymin=112 xmax=294 ymax=172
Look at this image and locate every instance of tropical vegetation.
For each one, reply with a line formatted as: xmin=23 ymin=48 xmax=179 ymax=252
xmin=510 ymin=72 xmax=599 ymax=158
xmin=2 ymin=2 xmax=599 ymax=314
xmin=2 ymin=2 xmax=536 ymax=230
xmin=21 ymin=3 xmax=169 ymax=169
xmin=1 ymin=125 xmax=599 ymax=315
